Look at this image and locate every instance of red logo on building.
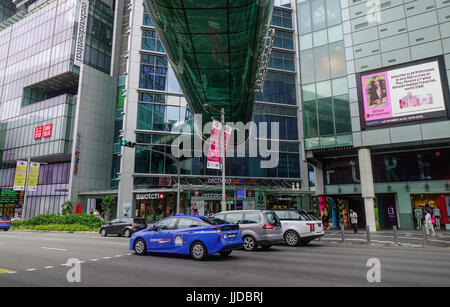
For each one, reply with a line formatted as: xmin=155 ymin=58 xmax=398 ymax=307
xmin=43 ymin=124 xmax=52 ymax=138
xmin=193 ymin=190 xmax=200 ymax=196
xmin=75 ymin=204 xmax=83 ymax=214
xmin=34 ymin=126 xmax=43 ymax=139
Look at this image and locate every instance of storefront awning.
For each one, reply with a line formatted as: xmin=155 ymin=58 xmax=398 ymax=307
xmin=144 ymin=0 xmax=275 ymax=124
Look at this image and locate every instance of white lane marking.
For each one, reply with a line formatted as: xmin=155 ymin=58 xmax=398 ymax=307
xmin=102 ymin=242 xmax=127 ymax=245
xmin=115 ymin=255 xmax=122 ymax=258
xmin=103 ymin=257 xmax=111 ymax=259
xmin=44 ymin=266 xmax=54 ymax=269
xmin=61 ymin=264 xmax=69 ymax=266
xmin=41 ymin=247 xmax=68 ymax=251
xmin=90 ymin=259 xmax=99 ymax=262
xmin=7 ymin=271 xmax=17 ymax=274
xmin=26 ymin=269 xmax=36 ymax=272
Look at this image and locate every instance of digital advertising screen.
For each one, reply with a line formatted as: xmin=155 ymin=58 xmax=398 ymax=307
xmin=357 ymin=57 xmax=450 ymax=129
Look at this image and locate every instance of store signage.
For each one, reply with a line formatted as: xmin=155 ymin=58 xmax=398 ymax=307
xmin=43 ymin=124 xmax=52 ymax=138
xmin=255 ymin=191 xmax=266 ymax=210
xmin=0 ymin=190 xmax=20 ymax=204
xmin=236 ymin=189 xmax=246 ymax=200
xmin=27 ymin=162 xmax=40 ymax=192
xmin=206 ymin=178 xmax=257 ymax=185
xmin=73 ymin=132 xmax=81 ymax=175
xmin=246 ymin=190 xmax=254 ymax=197
xmin=34 ymin=126 xmax=43 ymax=139
xmin=357 ymin=57 xmax=450 ymax=129
xmin=136 ymin=193 xmax=165 ymax=200
xmin=75 ymin=204 xmax=83 ymax=214
xmin=193 ymin=190 xmax=201 ymax=196
xmin=74 ymin=0 xmax=89 ymax=67
xmin=13 ymin=161 xmax=27 ymax=191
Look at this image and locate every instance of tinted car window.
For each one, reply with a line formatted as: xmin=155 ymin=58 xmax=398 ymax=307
xmin=119 ymin=218 xmax=130 ymax=223
xmin=225 ymin=213 xmax=244 ymax=224
xmin=214 ymin=213 xmax=226 ymax=220
xmin=243 ymin=213 xmax=261 ymax=224
xmin=274 ymin=211 xmax=290 ymax=220
xmin=176 ymin=218 xmax=200 ymax=229
xmin=199 ymin=217 xmax=228 ymax=225
xmin=306 ymin=212 xmax=320 ymax=221
xmin=110 ymin=218 xmax=120 ymax=224
xmin=133 ymin=218 xmax=146 ymax=224
xmin=155 ymin=218 xmax=177 ymax=230
xmin=289 ymin=211 xmax=308 ymax=221
xmin=265 ymin=212 xmax=281 ymax=225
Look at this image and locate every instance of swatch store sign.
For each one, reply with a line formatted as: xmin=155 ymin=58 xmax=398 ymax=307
xmin=136 ymin=193 xmax=165 ymax=201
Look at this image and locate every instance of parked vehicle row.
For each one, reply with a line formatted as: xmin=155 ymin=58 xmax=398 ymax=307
xmin=113 ymin=209 xmax=324 ymax=261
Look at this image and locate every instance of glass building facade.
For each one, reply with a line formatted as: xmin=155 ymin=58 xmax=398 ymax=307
xmin=298 ymin=0 xmax=450 ymax=230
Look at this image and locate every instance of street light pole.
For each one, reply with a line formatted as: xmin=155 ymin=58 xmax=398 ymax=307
xmin=22 ymin=155 xmax=31 ymax=220
xmin=221 ymin=107 xmax=226 ymax=212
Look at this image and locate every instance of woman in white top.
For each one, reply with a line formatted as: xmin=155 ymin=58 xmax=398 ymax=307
xmin=424 ymin=211 xmax=435 ymax=236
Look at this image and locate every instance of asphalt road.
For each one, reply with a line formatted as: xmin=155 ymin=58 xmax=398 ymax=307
xmin=1 ymin=231 xmax=450 ymax=287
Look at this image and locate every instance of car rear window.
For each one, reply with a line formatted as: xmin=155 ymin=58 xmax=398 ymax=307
xmin=133 ymin=218 xmax=146 ymax=224
xmin=265 ymin=212 xmax=281 ymax=226
xmin=199 ymin=217 xmax=229 ymax=225
xmin=289 ymin=211 xmax=310 ymax=221
xmin=274 ymin=211 xmax=290 ymax=220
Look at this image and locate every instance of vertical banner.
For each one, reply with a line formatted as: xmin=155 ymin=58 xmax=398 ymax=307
xmin=27 ymin=162 xmax=40 ymax=192
xmin=74 ymin=0 xmax=89 ymax=67
xmin=13 ymin=161 xmax=27 ymax=191
xmin=255 ymin=191 xmax=266 ymax=210
xmin=206 ymin=120 xmax=232 ymax=170
xmin=122 ymin=202 xmax=132 ymax=217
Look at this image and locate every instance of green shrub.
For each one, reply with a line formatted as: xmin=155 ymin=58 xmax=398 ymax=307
xmin=11 ymin=224 xmax=99 ymax=232
xmin=17 ymin=213 xmax=104 ymax=228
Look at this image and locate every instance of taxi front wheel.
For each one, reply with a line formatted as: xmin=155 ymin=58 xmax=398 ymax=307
xmin=134 ymin=239 xmax=147 ymax=256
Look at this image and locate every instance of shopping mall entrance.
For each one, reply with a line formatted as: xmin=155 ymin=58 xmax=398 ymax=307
xmin=323 ymin=195 xmax=366 ymax=230
xmin=410 ymin=194 xmax=450 ymax=230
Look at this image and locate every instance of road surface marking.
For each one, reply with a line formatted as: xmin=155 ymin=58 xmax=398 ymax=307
xmin=115 ymin=255 xmax=122 ymax=257
xmin=90 ymin=259 xmax=99 ymax=261
xmin=26 ymin=268 xmax=36 ymax=272
xmin=0 ymin=268 xmax=16 ymax=274
xmin=44 ymin=266 xmax=54 ymax=269
xmin=41 ymin=247 xmax=68 ymax=251
xmin=103 ymin=257 xmax=111 ymax=259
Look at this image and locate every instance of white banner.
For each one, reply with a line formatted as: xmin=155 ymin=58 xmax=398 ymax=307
xmin=74 ymin=0 xmax=89 ymax=67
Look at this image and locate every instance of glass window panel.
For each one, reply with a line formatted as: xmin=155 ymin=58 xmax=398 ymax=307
xmin=297 ymin=2 xmax=311 ymax=35
xmin=302 ymin=100 xmax=318 ymax=138
xmin=311 ymin=0 xmax=326 ymax=31
xmin=333 ymin=95 xmax=352 ymax=134
xmin=313 ymin=29 xmax=327 ymax=47
xmin=314 ymin=45 xmax=330 ymax=82
xmin=329 ymin=41 xmax=346 ymax=78
xmin=328 ymin=25 xmax=343 ymax=43
xmin=317 ymin=98 xmax=335 ymax=136
xmin=316 ymin=80 xmax=332 ymax=98
xmin=302 ymin=84 xmax=316 ymax=101
xmin=326 ymin=0 xmax=342 ymax=27
xmin=332 ymin=77 xmax=348 ymax=96
xmin=299 ymin=34 xmax=313 ymax=51
xmin=300 ymin=49 xmax=315 ymax=84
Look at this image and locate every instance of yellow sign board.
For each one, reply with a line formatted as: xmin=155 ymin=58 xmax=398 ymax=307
xmin=27 ymin=162 xmax=40 ymax=192
xmin=13 ymin=161 xmax=27 ymax=191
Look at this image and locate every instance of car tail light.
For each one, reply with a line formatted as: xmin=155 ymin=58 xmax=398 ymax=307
xmin=211 ymin=227 xmax=222 ymax=242
xmin=263 ymin=224 xmax=275 ymax=230
xmin=131 ymin=223 xmax=135 ymax=228
xmin=306 ymin=223 xmax=315 ymax=232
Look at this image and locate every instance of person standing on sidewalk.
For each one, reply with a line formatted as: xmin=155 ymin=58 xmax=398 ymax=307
xmin=350 ymin=209 xmax=358 ymax=233
xmin=424 ymin=210 xmax=435 ymax=237
xmin=433 ymin=206 xmax=441 ymax=230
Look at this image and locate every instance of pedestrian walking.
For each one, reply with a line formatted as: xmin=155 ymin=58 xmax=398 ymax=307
xmin=433 ymin=206 xmax=441 ymax=230
xmin=350 ymin=209 xmax=358 ymax=233
xmin=424 ymin=210 xmax=435 ymax=237
xmin=321 ymin=209 xmax=330 ymax=231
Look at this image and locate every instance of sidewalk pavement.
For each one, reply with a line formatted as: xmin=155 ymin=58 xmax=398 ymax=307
xmin=320 ymin=228 xmax=450 ymax=248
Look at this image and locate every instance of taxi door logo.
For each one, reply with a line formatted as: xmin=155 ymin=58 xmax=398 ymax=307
xmin=174 ymin=234 xmax=183 ymax=246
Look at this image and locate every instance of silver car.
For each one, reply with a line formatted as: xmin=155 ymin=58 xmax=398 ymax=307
xmin=213 ymin=210 xmax=284 ymax=251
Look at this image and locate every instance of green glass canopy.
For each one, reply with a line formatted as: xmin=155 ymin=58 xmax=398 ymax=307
xmin=144 ymin=0 xmax=274 ymax=125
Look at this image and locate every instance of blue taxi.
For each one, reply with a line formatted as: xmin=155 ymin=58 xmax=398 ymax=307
xmin=0 ymin=217 xmax=11 ymax=231
xmin=130 ymin=214 xmax=243 ymax=260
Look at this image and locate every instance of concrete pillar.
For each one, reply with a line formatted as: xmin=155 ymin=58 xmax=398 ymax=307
xmin=358 ymin=148 xmax=377 ymax=232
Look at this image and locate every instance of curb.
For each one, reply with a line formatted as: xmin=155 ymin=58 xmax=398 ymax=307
xmin=10 ymin=229 xmax=99 ymax=234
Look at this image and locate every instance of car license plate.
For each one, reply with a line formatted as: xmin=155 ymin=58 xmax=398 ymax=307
xmin=227 ymin=233 xmax=236 ymax=239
